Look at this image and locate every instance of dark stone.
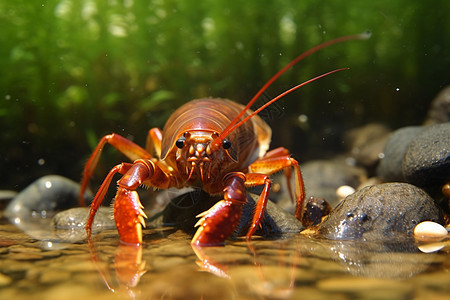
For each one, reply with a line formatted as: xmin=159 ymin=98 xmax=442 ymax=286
xmin=344 ymin=123 xmax=391 ymax=167
xmin=161 ymin=190 xmax=303 ymax=238
xmin=4 ymin=175 xmax=92 ymax=218
xmin=424 ymin=86 xmax=450 ymax=125
xmin=402 ymin=123 xmax=450 ymax=193
xmin=316 ymin=183 xmax=444 ymax=240
xmin=301 ymin=159 xmax=367 ymax=207
xmin=376 ymin=126 xmax=425 ymax=181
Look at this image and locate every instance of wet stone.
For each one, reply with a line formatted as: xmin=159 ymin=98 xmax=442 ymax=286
xmin=52 ymin=207 xmax=115 ymax=230
xmin=51 ymin=207 xmax=115 ymax=243
xmin=4 ymin=175 xmax=92 ymax=218
xmin=298 ymin=159 xmax=367 ymax=208
xmin=161 ymin=190 xmax=303 ymax=238
xmin=402 ymin=123 xmax=450 ymax=193
xmin=424 ymin=85 xmax=450 ymax=125
xmin=240 ymin=194 xmax=303 ymax=236
xmin=344 ymin=123 xmax=391 ymax=167
xmin=376 ymin=126 xmax=425 ymax=182
xmin=315 ymin=183 xmax=444 ymax=240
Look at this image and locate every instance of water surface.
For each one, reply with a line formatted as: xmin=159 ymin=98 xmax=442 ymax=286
xmin=0 ymin=217 xmax=448 ymax=300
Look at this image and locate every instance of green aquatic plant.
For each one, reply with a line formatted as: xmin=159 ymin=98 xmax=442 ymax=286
xmin=1 ymin=0 xmax=449 ymax=189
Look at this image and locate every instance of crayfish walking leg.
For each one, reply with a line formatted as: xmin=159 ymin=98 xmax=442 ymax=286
xmin=248 ymin=148 xmax=306 ymax=221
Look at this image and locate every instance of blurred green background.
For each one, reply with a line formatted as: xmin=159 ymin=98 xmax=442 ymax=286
xmin=1 ymin=0 xmax=449 ymax=190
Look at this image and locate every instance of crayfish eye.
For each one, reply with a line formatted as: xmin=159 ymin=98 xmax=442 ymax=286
xmin=222 ymin=139 xmax=231 ymax=149
xmin=175 ymin=138 xmax=185 ymax=149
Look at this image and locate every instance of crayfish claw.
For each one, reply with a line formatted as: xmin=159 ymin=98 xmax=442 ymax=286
xmin=139 ymin=207 xmax=148 ymax=219
xmin=191 ymin=200 xmax=244 ymax=246
xmin=138 ymin=215 xmax=146 ymax=228
xmin=195 ymin=209 xmax=210 ymax=219
xmin=114 ymin=187 xmax=147 ymax=245
xmin=194 ymin=217 xmax=206 ymax=228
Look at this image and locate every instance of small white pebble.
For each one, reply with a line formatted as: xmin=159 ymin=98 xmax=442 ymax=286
xmin=336 ymin=185 xmax=355 ymax=200
xmin=414 ymin=221 xmax=448 ymax=238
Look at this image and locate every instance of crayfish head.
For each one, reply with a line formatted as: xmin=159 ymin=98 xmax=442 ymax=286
xmin=174 ymin=131 xmax=237 ymax=183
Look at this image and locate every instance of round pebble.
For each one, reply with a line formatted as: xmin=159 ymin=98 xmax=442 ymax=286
xmin=402 ymin=123 xmax=450 ymax=190
xmin=316 ymin=183 xmax=444 ymax=240
xmin=424 ymin=85 xmax=450 ymax=124
xmin=336 ymin=185 xmax=356 ymax=200
xmin=299 ymin=159 xmax=366 ymax=207
xmin=4 ymin=175 xmax=92 ymax=218
xmin=344 ymin=123 xmax=391 ymax=167
xmin=376 ymin=126 xmax=424 ymax=181
xmin=413 ymin=221 xmax=448 ymax=239
xmin=52 ymin=207 xmax=115 ymax=230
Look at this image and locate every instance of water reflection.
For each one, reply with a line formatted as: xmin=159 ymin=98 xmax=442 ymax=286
xmin=3 ymin=209 xmax=449 ymax=299
xmin=299 ymin=237 xmax=441 ymax=279
xmin=87 ymin=236 xmax=300 ymax=299
xmin=83 ymin=230 xmax=448 ymax=299
xmin=88 ymin=240 xmax=146 ymax=299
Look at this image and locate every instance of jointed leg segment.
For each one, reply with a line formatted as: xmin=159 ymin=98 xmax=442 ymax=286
xmin=79 ymin=133 xmax=153 ymax=206
xmin=81 ymin=131 xmax=173 ymax=245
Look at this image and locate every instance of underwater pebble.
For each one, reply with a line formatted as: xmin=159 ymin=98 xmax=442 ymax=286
xmin=162 ymin=191 xmax=302 ymax=238
xmin=402 ymin=123 xmax=450 ymax=190
xmin=376 ymin=126 xmax=424 ymax=181
xmin=298 ymin=159 xmax=366 ymax=207
xmin=336 ymin=185 xmax=355 ymax=200
xmin=424 ymin=85 xmax=450 ymax=125
xmin=316 ymin=183 xmax=444 ymax=240
xmin=413 ymin=221 xmax=448 ymax=239
xmin=344 ymin=123 xmax=391 ymax=167
xmin=4 ymin=175 xmax=92 ymax=218
xmin=52 ymin=207 xmax=115 ymax=230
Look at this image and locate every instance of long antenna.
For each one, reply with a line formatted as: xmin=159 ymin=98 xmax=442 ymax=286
xmin=227 ymin=68 xmax=349 ymax=134
xmin=210 ymin=31 xmax=371 ymax=149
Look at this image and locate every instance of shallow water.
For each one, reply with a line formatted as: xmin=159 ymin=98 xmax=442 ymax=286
xmin=0 ymin=216 xmax=449 ymax=300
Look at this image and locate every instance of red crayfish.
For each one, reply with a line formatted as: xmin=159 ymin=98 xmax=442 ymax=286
xmin=79 ymin=33 xmax=369 ymax=246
